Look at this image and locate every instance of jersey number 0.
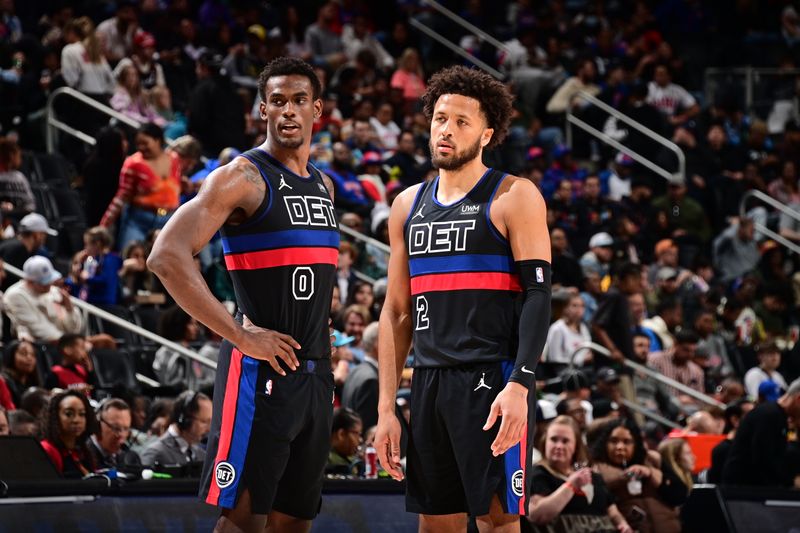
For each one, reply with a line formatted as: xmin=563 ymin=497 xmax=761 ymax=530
xmin=292 ymin=267 xmax=315 ymax=300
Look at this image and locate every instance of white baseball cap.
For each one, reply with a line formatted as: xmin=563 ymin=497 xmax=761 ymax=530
xmin=19 ymin=213 xmax=58 ymax=236
xmin=23 ymin=256 xmax=62 ymax=285
xmin=589 ymin=232 xmax=614 ymax=248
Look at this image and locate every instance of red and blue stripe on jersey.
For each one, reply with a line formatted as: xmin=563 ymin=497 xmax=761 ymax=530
xmin=222 ymin=228 xmax=339 ymax=271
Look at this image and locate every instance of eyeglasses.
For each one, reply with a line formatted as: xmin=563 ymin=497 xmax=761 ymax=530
xmin=100 ymin=418 xmax=131 ymax=436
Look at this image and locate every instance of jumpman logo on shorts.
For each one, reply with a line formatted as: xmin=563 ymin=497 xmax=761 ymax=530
xmin=279 ymin=174 xmax=293 ymax=191
xmin=474 ymin=372 xmax=492 ymax=392
xmin=413 ymin=203 xmax=426 ymax=220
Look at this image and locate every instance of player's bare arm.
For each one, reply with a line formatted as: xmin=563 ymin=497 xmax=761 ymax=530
xmin=148 ymin=157 xmax=301 ymax=375
xmin=484 ymin=175 xmax=551 ymax=456
xmin=374 ymin=184 xmax=420 ymax=481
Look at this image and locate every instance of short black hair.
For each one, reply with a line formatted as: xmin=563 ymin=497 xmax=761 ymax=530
xmin=57 ymin=333 xmax=85 ymax=355
xmin=614 ymin=261 xmax=642 ymax=281
xmin=137 ymin=122 xmax=164 ymax=144
xmin=258 ymin=56 xmax=322 ymax=102
xmin=331 ymin=407 xmax=361 ymax=434
xmin=674 ymin=329 xmax=699 ymax=345
xmin=656 ymin=296 xmax=681 ymax=315
xmin=421 ymin=66 xmax=513 ymax=149
xmin=158 ymin=305 xmax=193 ymax=342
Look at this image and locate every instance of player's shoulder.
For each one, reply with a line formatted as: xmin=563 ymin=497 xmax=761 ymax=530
xmin=496 ymin=173 xmax=543 ymax=202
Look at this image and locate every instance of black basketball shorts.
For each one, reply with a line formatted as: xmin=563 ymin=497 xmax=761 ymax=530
xmin=199 ymin=341 xmax=334 ymax=519
xmin=406 ymin=360 xmax=536 ymax=517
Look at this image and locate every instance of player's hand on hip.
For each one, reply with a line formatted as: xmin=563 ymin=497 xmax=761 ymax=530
xmin=375 ymin=411 xmax=404 ymax=481
xmin=238 ymin=315 xmax=301 ymax=375
xmin=483 ymin=381 xmax=528 ymax=457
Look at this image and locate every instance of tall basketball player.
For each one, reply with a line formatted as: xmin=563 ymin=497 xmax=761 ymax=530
xmin=148 ymin=57 xmax=338 ymax=533
xmin=374 ymin=66 xmax=552 ymax=532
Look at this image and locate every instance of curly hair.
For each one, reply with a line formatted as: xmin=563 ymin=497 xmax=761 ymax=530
xmin=588 ymin=417 xmax=647 ymax=466
xmin=258 ymin=56 xmax=322 ymax=102
xmin=421 ymin=66 xmax=514 ymax=149
xmin=43 ymin=390 xmax=96 ymax=452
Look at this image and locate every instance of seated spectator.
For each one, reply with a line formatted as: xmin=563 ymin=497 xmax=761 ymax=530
xmin=4 ymin=256 xmax=84 ymax=343
xmin=743 ymin=342 xmax=787 ymax=400
xmin=19 ymin=387 xmax=51 ymax=420
xmin=707 ymin=399 xmax=754 ymax=483
xmin=591 ymin=262 xmax=643 ymax=365
xmin=722 ymin=377 xmax=800 ymax=487
xmin=131 ymin=398 xmax=173 ymax=455
xmin=100 ymin=123 xmax=181 ymax=250
xmin=304 ymin=2 xmax=347 ymax=71
xmin=89 ymin=398 xmax=141 ymax=472
xmin=648 ymin=330 xmax=705 ymax=404
xmin=641 ymin=297 xmax=683 ymax=351
xmin=529 ymin=415 xmax=632 ymax=532
xmin=118 ymin=240 xmax=160 ymax=304
xmin=629 ymin=293 xmax=662 ymax=352
xmin=541 ymin=145 xmax=588 ymax=201
xmin=40 ymin=390 xmax=96 ymax=478
xmin=8 ymin=409 xmax=37 ymax=436
xmin=95 ymin=2 xmax=137 ymax=64
xmin=554 ymin=399 xmax=588 ymax=433
xmin=152 ymin=306 xmax=210 ymax=390
xmin=45 ymin=334 xmax=97 ymax=395
xmin=340 ymin=304 xmax=370 ymax=362
xmin=140 ymin=391 xmax=211 ymax=469
xmin=110 ymin=64 xmax=166 ymax=126
xmin=60 ymin=17 xmax=115 ymax=99
xmin=544 ymin=293 xmax=591 ymax=367
xmin=651 ymin=182 xmax=711 ymax=245
xmin=326 ymin=407 xmax=363 ymax=477
xmin=345 ymin=119 xmax=381 ymax=158
xmin=342 ymin=322 xmax=379 ymax=433
xmin=370 ymin=103 xmax=401 ymax=151
xmin=545 ymin=57 xmax=600 ymax=115
xmin=0 ymin=213 xmax=57 ymax=282
xmin=328 ymin=142 xmax=374 ymax=218
xmin=646 ymin=64 xmax=699 ymax=126
xmin=631 ymin=333 xmax=680 ymax=420
xmin=0 ymin=136 xmax=35 ymax=213
xmin=390 ymin=48 xmax=426 ymax=115
xmin=76 ymin=226 xmax=122 ymax=305
xmin=580 ymin=232 xmax=614 ymax=280
xmin=713 ymin=217 xmax=759 ymax=283
xmin=113 ymin=31 xmax=165 ymax=91
xmin=657 ymin=439 xmax=695 ymax=507
xmin=590 ymin=418 xmax=678 ymax=533
xmin=1 ymin=340 xmax=39 ymax=407
xmin=557 ymin=370 xmax=595 ymax=425
xmin=550 ymin=228 xmax=583 ymax=290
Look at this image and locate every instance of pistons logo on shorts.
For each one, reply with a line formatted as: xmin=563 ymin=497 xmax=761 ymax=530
xmin=215 ymin=461 xmax=236 ymax=489
xmin=511 ymin=469 xmax=524 ymax=497
xmin=265 ymin=379 xmax=273 ymax=396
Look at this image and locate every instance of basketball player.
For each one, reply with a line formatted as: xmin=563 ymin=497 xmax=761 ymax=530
xmin=148 ymin=57 xmax=338 ymax=532
xmin=374 ymin=66 xmax=551 ymax=532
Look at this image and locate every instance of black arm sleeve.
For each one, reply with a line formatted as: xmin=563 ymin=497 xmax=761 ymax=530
xmin=508 ymin=260 xmax=551 ymax=388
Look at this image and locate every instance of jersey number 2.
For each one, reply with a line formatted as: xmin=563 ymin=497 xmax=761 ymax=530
xmin=292 ymin=267 xmax=315 ymax=300
xmin=415 ymin=296 xmax=429 ymax=330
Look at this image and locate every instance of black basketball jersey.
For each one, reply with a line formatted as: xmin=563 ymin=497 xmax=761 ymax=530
xmin=404 ymin=169 xmax=522 ymax=367
xmin=220 ymin=148 xmax=339 ymax=360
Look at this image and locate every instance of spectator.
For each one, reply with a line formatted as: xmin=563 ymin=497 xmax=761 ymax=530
xmin=0 ymin=340 xmax=39 ymax=407
xmin=345 ymin=118 xmax=381 ymax=158
xmin=341 ymin=304 xmax=370 ymax=362
xmin=592 ymin=262 xmax=643 ymax=365
xmin=110 ymin=64 xmax=166 ymax=126
xmin=95 ymin=1 xmax=138 ymax=64
xmin=45 ymin=333 xmax=97 ymax=395
xmin=0 ymin=136 xmax=35 ymax=213
xmin=152 ymin=306 xmax=210 ymax=390
xmin=743 ymin=342 xmax=788 ymax=400
xmin=580 ymin=270 xmax=602 ymax=323
xmin=341 ymin=14 xmax=394 ymax=70
xmin=346 ymin=280 xmax=375 ymax=318
xmin=113 ymin=31 xmax=165 ymax=91
xmin=328 ymin=142 xmax=373 ymax=217
xmin=19 ymin=386 xmax=50 ymax=420
xmin=82 ymin=127 xmax=127 ymax=227
xmin=544 ymin=293 xmax=591 ymax=367
xmin=132 ymin=398 xmax=173 ymax=454
xmin=187 ymin=51 xmax=245 ymax=157
xmin=693 ymin=309 xmax=733 ymax=383
xmin=390 ymin=48 xmax=426 ymax=114
xmin=722 ymin=377 xmax=800 ymax=487
xmin=384 ymin=130 xmax=424 ymax=186
xmin=642 ymin=296 xmax=683 ymax=351
xmin=529 ymin=415 xmax=632 ymax=532
xmin=580 ymin=231 xmax=614 ymax=280
xmin=61 ymin=17 xmax=115 ymax=98
xmin=336 ymin=241 xmax=358 ymax=305
xmin=647 ymin=329 xmax=706 ymax=403
xmin=305 ymin=2 xmax=347 ymax=71
xmin=76 ymin=226 xmax=122 ymax=305
xmin=646 ymin=239 xmax=682 ymax=289
xmin=605 ymin=153 xmax=636 ymax=202
xmin=555 ymin=398 xmax=588 ymax=433
xmin=646 ymin=64 xmax=700 ymax=126
xmin=4 ymin=256 xmax=83 ymax=343
xmin=326 ymin=407 xmax=362 ymax=477
xmin=656 ymin=438 xmax=695 ymax=507
xmin=712 ymin=217 xmax=759 ymax=283
xmin=118 ymin=240 xmax=158 ymax=304
xmin=591 ymin=418 xmax=677 ymax=533
xmin=370 ymin=103 xmax=401 ymax=151
xmin=651 ymin=181 xmax=711 ymax=244
xmin=631 ymin=332 xmax=680 ymax=420
xmin=342 ymin=322 xmax=379 ymax=433
xmin=546 ymin=57 xmax=601 ymax=114
xmin=577 ymin=175 xmax=617 ymax=238
xmin=40 ymin=390 xmax=96 ymax=478
xmin=140 ymin=390 xmax=211 ymax=469
xmin=707 ymin=399 xmax=754 ymax=483
xmin=100 ymin=123 xmax=181 ymax=250
xmin=0 ymin=212 xmax=57 ymax=278
xmin=629 ymin=292 xmax=662 ymax=351
xmin=558 ymin=370 xmax=595 ymax=425
xmin=8 ymin=409 xmax=37 ymax=436
xmin=550 ymin=228 xmax=583 ymax=289
xmin=541 ymin=145 xmax=588 ymax=201
xmin=767 ymin=159 xmax=800 ymax=206
xmin=88 ymin=398 xmax=141 ymax=471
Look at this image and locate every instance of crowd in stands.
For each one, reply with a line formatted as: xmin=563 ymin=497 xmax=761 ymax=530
xmin=1 ymin=0 xmax=800 ymax=530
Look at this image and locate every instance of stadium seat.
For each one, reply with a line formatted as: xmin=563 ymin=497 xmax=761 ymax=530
xmin=91 ymin=348 xmax=139 ymax=392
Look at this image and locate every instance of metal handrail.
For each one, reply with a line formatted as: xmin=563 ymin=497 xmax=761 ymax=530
xmin=2 ymin=262 xmax=216 ymax=371
xmin=409 ymin=18 xmax=504 ymax=79
xmin=570 ymin=342 xmax=725 ymax=408
xmin=566 ymin=91 xmax=686 ymax=184
xmin=740 ymin=189 xmax=800 ymax=256
xmin=339 ymin=223 xmax=390 ymax=255
xmin=46 ymin=87 xmax=141 ymax=153
xmin=620 ymin=399 xmax=682 ymax=430
xmin=420 ymin=0 xmax=511 ymax=54
xmin=704 ymin=67 xmax=800 ymax=114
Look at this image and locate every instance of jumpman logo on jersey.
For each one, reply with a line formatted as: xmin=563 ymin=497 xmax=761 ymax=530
xmin=412 ymin=203 xmax=426 ymax=220
xmin=474 ymin=372 xmax=492 ymax=392
xmin=278 ymin=174 xmax=293 ymax=191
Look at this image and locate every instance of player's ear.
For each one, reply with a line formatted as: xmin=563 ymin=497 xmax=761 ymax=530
xmin=481 ymin=128 xmax=494 ymax=148
xmin=313 ymin=98 xmax=323 ymax=120
xmin=259 ymin=100 xmax=268 ymax=121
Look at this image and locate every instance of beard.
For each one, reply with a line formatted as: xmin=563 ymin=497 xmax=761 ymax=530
xmin=273 ymin=131 xmax=305 ymax=149
xmin=430 ymin=136 xmax=482 ymax=171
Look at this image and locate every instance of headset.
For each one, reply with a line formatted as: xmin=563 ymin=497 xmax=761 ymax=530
xmin=175 ymin=390 xmax=199 ymax=431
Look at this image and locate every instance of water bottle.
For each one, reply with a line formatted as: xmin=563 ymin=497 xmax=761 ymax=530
xmin=364 ymin=445 xmax=378 ymax=479
xmin=83 ymin=256 xmax=98 ymax=278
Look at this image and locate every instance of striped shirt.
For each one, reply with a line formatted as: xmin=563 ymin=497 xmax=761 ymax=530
xmin=647 ymin=349 xmax=705 ymax=398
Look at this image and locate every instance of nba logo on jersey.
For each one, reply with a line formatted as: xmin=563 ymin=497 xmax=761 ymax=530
xmin=536 ymin=267 xmax=544 ymax=283
xmin=265 ymin=379 xmax=273 ymax=396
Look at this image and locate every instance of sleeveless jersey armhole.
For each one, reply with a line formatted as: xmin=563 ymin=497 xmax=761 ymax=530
xmin=232 ymin=153 xmax=273 ymax=230
xmin=403 ymin=182 xmax=429 ymax=231
xmin=486 ymin=172 xmax=511 ymax=247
